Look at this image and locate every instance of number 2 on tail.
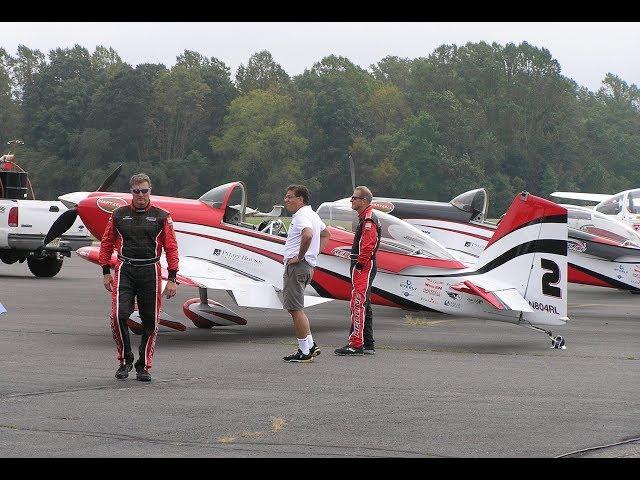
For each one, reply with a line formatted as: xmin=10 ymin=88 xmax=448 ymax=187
xmin=541 ymin=258 xmax=561 ymax=298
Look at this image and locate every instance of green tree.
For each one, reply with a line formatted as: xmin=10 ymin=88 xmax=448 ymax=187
xmin=236 ymin=50 xmax=291 ymax=94
xmin=211 ymin=89 xmax=309 ymax=209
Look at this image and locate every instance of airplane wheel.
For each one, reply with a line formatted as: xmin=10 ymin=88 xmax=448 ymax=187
xmin=27 ymin=254 xmax=63 ymax=277
xmin=551 ymin=335 xmax=565 ymax=349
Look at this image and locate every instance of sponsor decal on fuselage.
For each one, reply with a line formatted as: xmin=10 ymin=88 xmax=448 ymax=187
xmin=400 ymin=279 xmax=417 ymax=297
xmin=213 ymin=248 xmax=263 ymax=266
xmin=444 ymin=299 xmax=461 ymax=310
xmin=446 ymin=291 xmax=460 ymax=300
xmin=614 ymin=264 xmax=629 ymax=279
xmin=371 ymin=201 xmax=394 ymax=213
xmin=528 ymin=301 xmax=559 ymax=314
xmin=420 ymin=295 xmax=438 ymax=305
xmin=568 ymin=240 xmax=587 ymax=253
xmin=423 ymin=278 xmax=443 ymax=297
xmin=331 ymin=247 xmax=352 ymax=260
xmin=466 ymin=297 xmax=483 ymax=305
xmin=97 ymin=196 xmax=128 ymax=214
xmin=464 ymin=240 xmax=484 ymax=251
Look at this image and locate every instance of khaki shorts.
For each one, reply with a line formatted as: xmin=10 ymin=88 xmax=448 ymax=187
xmin=283 ymin=260 xmax=313 ymax=311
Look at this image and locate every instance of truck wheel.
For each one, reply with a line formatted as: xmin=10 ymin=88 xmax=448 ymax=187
xmin=27 ymin=255 xmax=64 ymax=278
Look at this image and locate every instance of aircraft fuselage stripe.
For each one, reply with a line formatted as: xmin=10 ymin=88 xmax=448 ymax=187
xmin=569 ymin=262 xmax=640 ymax=292
xmin=176 ymin=230 xmax=284 ymax=263
xmin=422 ymin=239 xmax=567 ymax=278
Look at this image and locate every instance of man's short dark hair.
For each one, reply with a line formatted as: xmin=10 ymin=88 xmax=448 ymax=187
xmin=287 ymin=185 xmax=310 ymax=204
xmin=130 ymin=173 xmax=152 ymax=188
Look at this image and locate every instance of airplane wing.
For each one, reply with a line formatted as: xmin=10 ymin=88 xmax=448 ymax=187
xmin=175 ymin=256 xmax=333 ymax=310
xmin=550 ymin=191 xmax=612 ymax=203
xmin=75 ymin=246 xmax=333 ymax=310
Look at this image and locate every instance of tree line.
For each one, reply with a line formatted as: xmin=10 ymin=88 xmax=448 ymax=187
xmin=1 ymin=42 xmax=639 ymax=216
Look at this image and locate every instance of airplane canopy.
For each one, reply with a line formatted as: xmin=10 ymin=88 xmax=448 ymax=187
xmin=317 ymin=201 xmax=457 ymax=261
xmin=564 ymin=204 xmax=640 ymax=248
xmin=449 ymin=188 xmax=487 ymax=222
xmin=198 ymin=181 xmax=248 ymax=225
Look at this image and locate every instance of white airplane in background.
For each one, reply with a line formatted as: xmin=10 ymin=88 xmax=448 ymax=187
xmin=551 ymin=189 xmax=640 ymax=232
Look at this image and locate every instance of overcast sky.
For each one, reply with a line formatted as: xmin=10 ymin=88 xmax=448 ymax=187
xmin=1 ymin=22 xmax=638 ymax=92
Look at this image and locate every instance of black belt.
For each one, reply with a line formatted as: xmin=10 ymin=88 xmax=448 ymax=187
xmin=118 ymin=254 xmax=160 ymax=266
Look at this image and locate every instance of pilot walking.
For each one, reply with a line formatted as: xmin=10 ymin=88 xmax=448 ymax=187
xmin=335 ymin=186 xmax=381 ymax=356
xmin=282 ymin=185 xmax=331 ymax=363
xmin=99 ymin=173 xmax=179 ymax=382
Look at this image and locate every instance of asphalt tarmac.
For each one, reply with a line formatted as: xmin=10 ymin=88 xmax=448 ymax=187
xmin=0 ymin=255 xmax=638 ymax=457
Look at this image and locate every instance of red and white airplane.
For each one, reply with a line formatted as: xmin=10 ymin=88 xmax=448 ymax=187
xmin=45 ymin=177 xmax=570 ymax=348
xmin=335 ymin=189 xmax=640 ymax=293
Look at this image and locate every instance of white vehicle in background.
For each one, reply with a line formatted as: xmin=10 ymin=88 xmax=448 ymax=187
xmin=0 ymin=141 xmax=91 ymax=277
xmin=551 ymin=189 xmax=640 ymax=232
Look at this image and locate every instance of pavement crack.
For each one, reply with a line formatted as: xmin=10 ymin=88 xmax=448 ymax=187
xmin=1 ymin=377 xmax=203 ymax=398
xmin=0 ymin=424 xmax=443 ymax=457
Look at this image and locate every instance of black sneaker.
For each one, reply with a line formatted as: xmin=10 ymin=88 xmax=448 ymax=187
xmin=363 ymin=346 xmax=375 ymax=355
xmin=136 ymin=369 xmax=152 ymax=382
xmin=283 ymin=349 xmax=314 ymax=363
xmin=309 ymin=342 xmax=321 ymax=357
xmin=115 ymin=363 xmax=133 ymax=379
xmin=334 ymin=344 xmax=364 ymax=356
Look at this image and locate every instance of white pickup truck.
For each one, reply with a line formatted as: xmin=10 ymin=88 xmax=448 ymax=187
xmin=0 ymin=148 xmax=92 ymax=277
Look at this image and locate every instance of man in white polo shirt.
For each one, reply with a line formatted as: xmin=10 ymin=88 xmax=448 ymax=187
xmin=282 ymin=185 xmax=331 ymax=363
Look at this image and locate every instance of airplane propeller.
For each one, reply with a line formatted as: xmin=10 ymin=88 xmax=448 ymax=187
xmin=43 ymin=164 xmax=123 ymax=246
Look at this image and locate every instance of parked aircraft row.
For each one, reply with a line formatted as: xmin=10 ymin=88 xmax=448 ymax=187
xmin=328 ymin=188 xmax=640 ymax=294
xmin=39 ymin=169 xmax=640 ymax=351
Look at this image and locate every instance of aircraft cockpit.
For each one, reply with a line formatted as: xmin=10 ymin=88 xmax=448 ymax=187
xmin=198 ymin=181 xmax=287 ymax=236
xmin=317 ymin=201 xmax=457 ymax=261
xmin=198 ymin=181 xmax=248 ymax=224
xmin=594 ymin=193 xmax=624 ymax=216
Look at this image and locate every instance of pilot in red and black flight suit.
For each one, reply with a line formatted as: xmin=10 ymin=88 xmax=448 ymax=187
xmin=336 ymin=200 xmax=381 ymax=355
xmin=99 ymin=199 xmax=179 ymax=380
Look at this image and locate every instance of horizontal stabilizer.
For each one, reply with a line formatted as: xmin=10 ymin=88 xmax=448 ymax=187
xmin=452 ymin=279 xmax=533 ymax=313
xmin=452 ymin=280 xmax=504 ymax=310
xmin=492 ymin=289 xmax=533 ymax=312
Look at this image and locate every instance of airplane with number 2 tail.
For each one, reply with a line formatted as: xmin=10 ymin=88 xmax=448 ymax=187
xmin=44 ymin=170 xmax=570 ymax=349
xmin=346 ymin=189 xmax=640 ymax=294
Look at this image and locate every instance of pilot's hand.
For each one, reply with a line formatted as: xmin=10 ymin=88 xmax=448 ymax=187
xmin=163 ymin=280 xmax=177 ymax=299
xmin=288 ymin=255 xmax=301 ymax=265
xmin=103 ymin=274 xmax=113 ymax=292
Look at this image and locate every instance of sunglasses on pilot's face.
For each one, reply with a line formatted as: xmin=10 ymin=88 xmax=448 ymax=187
xmin=350 ymin=196 xmax=364 ymax=201
xmin=131 ymin=188 xmax=150 ymax=194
